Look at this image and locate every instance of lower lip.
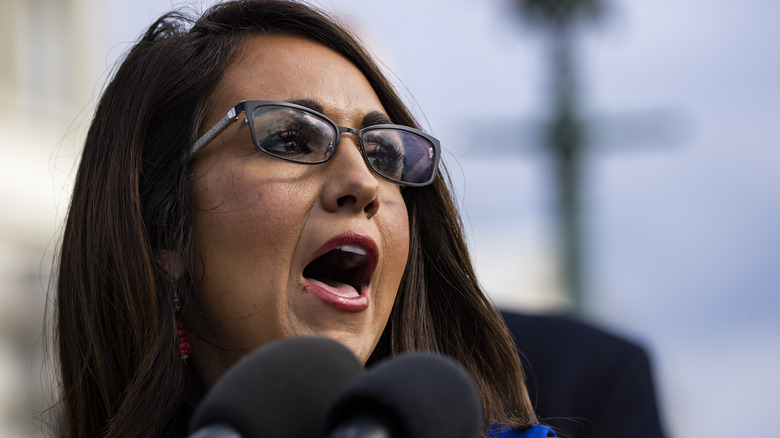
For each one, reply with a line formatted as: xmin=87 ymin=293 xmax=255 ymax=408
xmin=301 ymin=278 xmax=369 ymax=312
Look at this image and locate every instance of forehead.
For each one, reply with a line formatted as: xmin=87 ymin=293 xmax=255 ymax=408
xmin=205 ymin=34 xmax=385 ymax=126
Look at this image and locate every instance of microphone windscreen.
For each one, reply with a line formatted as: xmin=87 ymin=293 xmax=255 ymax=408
xmin=326 ymin=352 xmax=483 ymax=438
xmin=189 ymin=336 xmax=364 ymax=437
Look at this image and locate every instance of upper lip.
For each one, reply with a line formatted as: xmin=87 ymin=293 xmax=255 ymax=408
xmin=303 ymin=231 xmax=379 ymax=293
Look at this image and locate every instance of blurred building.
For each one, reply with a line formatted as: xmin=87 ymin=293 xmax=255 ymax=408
xmin=0 ymin=0 xmax=98 ymax=435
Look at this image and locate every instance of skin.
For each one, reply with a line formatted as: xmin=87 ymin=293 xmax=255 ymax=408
xmin=188 ymin=34 xmax=410 ymax=386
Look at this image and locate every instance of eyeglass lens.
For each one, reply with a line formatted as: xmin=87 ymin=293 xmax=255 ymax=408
xmin=250 ymin=105 xmax=435 ymax=185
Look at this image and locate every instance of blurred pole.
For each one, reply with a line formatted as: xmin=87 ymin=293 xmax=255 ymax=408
xmin=514 ymin=0 xmax=604 ymax=310
xmin=548 ymin=24 xmax=585 ymax=309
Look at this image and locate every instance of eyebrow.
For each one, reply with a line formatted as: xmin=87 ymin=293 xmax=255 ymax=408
xmin=362 ymin=111 xmax=393 ymax=127
xmin=288 ymin=99 xmax=323 ymax=113
xmin=286 ymin=99 xmax=393 ymax=127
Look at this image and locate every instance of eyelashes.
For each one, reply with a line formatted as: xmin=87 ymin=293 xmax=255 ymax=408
xmin=364 ymin=135 xmax=404 ymax=177
xmin=259 ymin=122 xmax=317 ymax=156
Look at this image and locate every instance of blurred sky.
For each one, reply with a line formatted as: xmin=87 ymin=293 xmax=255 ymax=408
xmin=2 ymin=0 xmax=779 ymax=437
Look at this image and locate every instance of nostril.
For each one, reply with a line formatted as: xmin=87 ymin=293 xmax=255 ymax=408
xmin=336 ymin=195 xmax=357 ymax=208
xmin=337 ymin=194 xmax=379 ymax=218
xmin=363 ymin=197 xmax=379 ymax=218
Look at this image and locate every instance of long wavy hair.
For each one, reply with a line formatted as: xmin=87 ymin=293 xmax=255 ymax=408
xmin=54 ymin=1 xmax=537 ymax=436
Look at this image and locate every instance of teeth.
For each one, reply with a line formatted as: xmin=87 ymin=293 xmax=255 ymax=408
xmin=338 ymin=244 xmax=367 ymax=256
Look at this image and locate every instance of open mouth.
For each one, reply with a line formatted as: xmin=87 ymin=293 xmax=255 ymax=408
xmin=303 ymin=244 xmax=370 ymax=298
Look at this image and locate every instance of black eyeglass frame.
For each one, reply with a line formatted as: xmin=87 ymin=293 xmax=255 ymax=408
xmin=190 ymin=100 xmax=441 ymax=187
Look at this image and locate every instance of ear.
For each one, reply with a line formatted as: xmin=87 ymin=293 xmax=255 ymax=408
xmin=155 ymin=250 xmax=185 ymax=280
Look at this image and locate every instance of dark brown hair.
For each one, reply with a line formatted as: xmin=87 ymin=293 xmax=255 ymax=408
xmin=54 ymin=1 xmax=536 ymax=436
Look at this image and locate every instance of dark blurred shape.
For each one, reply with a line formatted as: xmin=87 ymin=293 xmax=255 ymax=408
xmin=456 ymin=108 xmax=687 ymax=157
xmin=509 ymin=0 xmax=609 ymax=308
xmin=326 ymin=353 xmax=482 ymax=438
xmin=514 ymin=0 xmax=605 ymax=29
xmin=502 ymin=310 xmax=666 ymax=438
xmin=189 ymin=336 xmax=363 ymax=438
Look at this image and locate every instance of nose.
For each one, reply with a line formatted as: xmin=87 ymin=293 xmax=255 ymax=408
xmin=319 ymin=135 xmax=380 ymax=218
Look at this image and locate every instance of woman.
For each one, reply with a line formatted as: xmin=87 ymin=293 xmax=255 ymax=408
xmin=54 ymin=1 xmax=554 ymax=436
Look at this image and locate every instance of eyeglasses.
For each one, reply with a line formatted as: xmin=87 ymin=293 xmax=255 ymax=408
xmin=191 ymin=100 xmax=441 ymax=187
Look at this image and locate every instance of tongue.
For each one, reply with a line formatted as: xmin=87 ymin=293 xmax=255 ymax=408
xmin=312 ymin=278 xmax=360 ymax=298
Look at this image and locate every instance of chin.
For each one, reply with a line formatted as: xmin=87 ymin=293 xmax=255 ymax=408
xmin=312 ymin=331 xmax=377 ymax=365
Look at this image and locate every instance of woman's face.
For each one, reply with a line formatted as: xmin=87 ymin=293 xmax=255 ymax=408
xmin=189 ymin=34 xmax=409 ymax=385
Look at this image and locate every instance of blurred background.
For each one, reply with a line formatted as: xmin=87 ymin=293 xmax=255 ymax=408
xmin=1 ymin=0 xmax=778 ymax=436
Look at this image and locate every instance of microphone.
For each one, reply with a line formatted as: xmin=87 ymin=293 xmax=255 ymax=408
xmin=325 ymin=353 xmax=483 ymax=438
xmin=189 ymin=336 xmax=364 ymax=438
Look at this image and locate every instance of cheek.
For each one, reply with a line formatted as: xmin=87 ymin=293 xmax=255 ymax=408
xmin=378 ymin=191 xmax=410 ymax=294
xmin=190 ymin=161 xmax=312 ymax=329
xmin=195 ymin=162 xmax=307 ymax=230
xmin=193 ymin=157 xmax=316 ymax=247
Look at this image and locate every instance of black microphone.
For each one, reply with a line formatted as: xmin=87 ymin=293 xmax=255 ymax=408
xmin=325 ymin=353 xmax=483 ymax=438
xmin=189 ymin=336 xmax=364 ymax=438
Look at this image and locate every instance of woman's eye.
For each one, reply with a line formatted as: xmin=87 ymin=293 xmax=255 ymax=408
xmin=365 ymin=136 xmax=404 ymax=178
xmin=259 ymin=123 xmax=314 ymax=157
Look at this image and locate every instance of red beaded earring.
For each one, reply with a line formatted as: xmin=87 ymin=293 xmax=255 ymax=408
xmin=176 ymin=320 xmax=191 ymax=360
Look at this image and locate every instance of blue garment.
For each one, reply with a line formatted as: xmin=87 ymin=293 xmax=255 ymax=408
xmin=486 ymin=424 xmax=557 ymax=438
